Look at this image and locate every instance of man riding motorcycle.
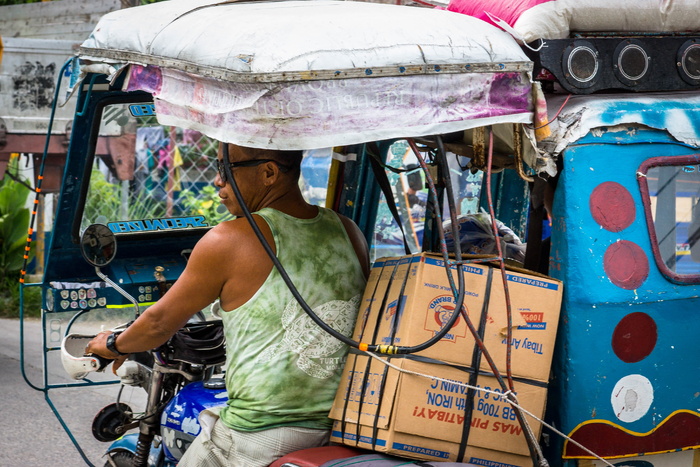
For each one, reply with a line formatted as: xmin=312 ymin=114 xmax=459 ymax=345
xmin=85 ymin=143 xmax=369 ymax=467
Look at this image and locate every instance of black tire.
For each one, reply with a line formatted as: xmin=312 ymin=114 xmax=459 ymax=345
xmin=103 ymin=451 xmax=135 ymax=467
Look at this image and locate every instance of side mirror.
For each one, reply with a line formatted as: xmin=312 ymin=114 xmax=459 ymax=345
xmin=80 ymin=224 xmax=117 ymax=267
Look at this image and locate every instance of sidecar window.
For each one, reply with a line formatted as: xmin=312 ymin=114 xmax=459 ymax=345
xmin=80 ymin=102 xmax=232 ymax=234
xmin=639 ymin=156 xmax=700 ymax=283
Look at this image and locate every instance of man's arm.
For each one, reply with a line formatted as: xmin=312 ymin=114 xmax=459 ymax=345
xmin=86 ymin=224 xmax=232 ymax=360
xmin=338 ymin=214 xmax=370 ymax=278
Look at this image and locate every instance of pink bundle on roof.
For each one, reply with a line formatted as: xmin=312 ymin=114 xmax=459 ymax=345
xmin=444 ymin=0 xmax=551 ymax=30
xmin=444 ymin=0 xmax=700 ymax=43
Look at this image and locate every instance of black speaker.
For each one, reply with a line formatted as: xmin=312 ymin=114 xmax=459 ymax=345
xmin=561 ymin=40 xmax=600 ymax=89
xmin=613 ymin=39 xmax=650 ymax=86
xmin=526 ymin=36 xmax=700 ymax=94
xmin=677 ymin=39 xmax=700 ymax=85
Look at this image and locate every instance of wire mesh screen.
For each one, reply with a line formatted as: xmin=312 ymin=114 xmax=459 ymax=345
xmin=81 ymin=102 xmax=232 ymax=232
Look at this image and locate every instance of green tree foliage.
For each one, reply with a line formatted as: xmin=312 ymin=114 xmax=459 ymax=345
xmin=0 ymin=0 xmax=42 ymax=5
xmin=0 ymin=157 xmax=40 ymax=318
xmin=0 ymin=158 xmax=34 ymax=281
xmin=179 ymin=185 xmax=234 ymax=225
xmin=81 ymin=168 xmax=168 ymax=230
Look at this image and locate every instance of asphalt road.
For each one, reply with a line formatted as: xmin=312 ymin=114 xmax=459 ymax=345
xmin=0 ymin=318 xmax=146 ymax=467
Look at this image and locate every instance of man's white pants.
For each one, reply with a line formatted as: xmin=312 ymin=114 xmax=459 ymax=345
xmin=178 ymin=408 xmax=330 ymax=467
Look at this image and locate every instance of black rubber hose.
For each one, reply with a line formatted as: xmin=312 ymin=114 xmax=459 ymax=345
xmin=223 ymin=143 xmax=462 ymax=354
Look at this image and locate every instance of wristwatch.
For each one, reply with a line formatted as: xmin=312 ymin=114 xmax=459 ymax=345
xmin=105 ymin=331 xmax=127 ymax=356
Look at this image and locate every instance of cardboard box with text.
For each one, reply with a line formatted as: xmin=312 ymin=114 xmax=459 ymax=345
xmin=352 ymin=254 xmax=563 ymax=382
xmin=330 ymin=354 xmax=547 ymax=464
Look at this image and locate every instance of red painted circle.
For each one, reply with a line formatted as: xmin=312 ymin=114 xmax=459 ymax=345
xmin=589 ymin=182 xmax=636 ymax=232
xmin=612 ymin=312 xmax=658 ymax=363
xmin=603 ymin=240 xmax=649 ymax=290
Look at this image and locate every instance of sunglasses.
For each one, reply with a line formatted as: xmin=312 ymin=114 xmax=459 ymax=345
xmin=218 ymin=144 xmax=291 ymax=183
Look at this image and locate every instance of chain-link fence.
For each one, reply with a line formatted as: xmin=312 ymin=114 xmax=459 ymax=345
xmin=81 ymin=102 xmax=232 ymax=231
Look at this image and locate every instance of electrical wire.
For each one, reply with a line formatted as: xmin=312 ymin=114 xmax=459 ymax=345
xmin=410 ymin=133 xmax=546 ymax=465
xmin=223 ymin=143 xmax=464 ymax=355
xmin=19 ymin=59 xmax=73 ymax=284
xmin=527 ymin=94 xmax=572 ymax=131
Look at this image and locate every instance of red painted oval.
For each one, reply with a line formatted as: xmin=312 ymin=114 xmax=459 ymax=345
xmin=612 ymin=312 xmax=657 ymax=363
xmin=590 ymin=182 xmax=636 ymax=232
xmin=604 ymin=240 xmax=649 ymax=290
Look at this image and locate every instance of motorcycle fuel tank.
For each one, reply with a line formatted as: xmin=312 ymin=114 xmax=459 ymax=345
xmin=161 ymin=379 xmax=227 ymax=461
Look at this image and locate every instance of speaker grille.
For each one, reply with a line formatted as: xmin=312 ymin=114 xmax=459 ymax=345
xmin=617 ymin=44 xmax=649 ymax=82
xmin=678 ymin=40 xmax=700 ymax=84
xmin=562 ymin=41 xmax=600 ymax=89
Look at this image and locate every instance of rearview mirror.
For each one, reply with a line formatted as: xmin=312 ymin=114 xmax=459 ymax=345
xmin=80 ymin=224 xmax=117 ymax=267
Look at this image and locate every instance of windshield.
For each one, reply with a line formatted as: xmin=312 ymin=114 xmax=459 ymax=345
xmin=80 ymin=102 xmax=336 ymax=235
xmin=80 ymin=102 xmax=229 ymax=233
xmin=78 ymin=100 xmax=498 ymax=263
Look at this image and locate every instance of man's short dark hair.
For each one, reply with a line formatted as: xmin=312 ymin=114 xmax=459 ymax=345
xmin=240 ymin=147 xmax=303 ymax=178
xmin=272 ymin=149 xmax=304 ymax=172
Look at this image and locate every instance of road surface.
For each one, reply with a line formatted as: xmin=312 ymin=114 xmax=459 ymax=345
xmin=0 ymin=317 xmax=145 ymax=467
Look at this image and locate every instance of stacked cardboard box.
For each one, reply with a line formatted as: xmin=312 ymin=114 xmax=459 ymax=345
xmin=330 ymin=253 xmax=563 ymax=466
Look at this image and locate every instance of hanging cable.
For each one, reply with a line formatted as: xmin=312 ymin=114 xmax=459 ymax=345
xmin=407 ymin=139 xmax=509 ymax=387
xmin=410 ymin=133 xmax=548 ymax=466
xmin=364 ymin=351 xmax=613 ymax=467
xmin=484 ymin=129 xmax=548 ymax=466
xmin=223 ymin=143 xmax=464 ymax=355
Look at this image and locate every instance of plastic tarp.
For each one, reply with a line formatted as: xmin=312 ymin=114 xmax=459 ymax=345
xmin=76 ymin=0 xmax=537 ymax=155
xmin=537 ymin=91 xmax=700 ymax=158
xmin=444 ymin=0 xmax=700 ymax=43
xmin=124 ymin=64 xmax=532 ymax=151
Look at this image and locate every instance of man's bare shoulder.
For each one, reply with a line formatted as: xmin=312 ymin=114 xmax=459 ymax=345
xmin=187 ymin=216 xmax=275 ymax=308
xmin=198 ymin=218 xmax=258 ymax=250
xmin=192 ymin=216 xmax=273 ymax=263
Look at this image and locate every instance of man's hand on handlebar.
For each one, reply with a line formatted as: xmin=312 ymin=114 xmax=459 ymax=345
xmin=86 ymin=331 xmax=129 ymax=374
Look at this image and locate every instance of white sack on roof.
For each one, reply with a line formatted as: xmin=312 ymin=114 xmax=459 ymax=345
xmin=515 ymin=0 xmax=700 ymax=42
xmin=79 ymin=0 xmax=531 ymax=78
xmin=75 ymin=0 xmax=538 ymax=153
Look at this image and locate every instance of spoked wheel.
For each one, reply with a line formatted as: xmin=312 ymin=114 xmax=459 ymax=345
xmin=103 ymin=451 xmax=135 ymax=467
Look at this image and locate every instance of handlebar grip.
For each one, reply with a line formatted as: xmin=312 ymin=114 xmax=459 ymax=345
xmin=90 ymin=353 xmax=115 ymax=371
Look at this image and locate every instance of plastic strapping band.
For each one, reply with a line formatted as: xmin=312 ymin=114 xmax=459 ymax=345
xmin=339 ymin=260 xmax=389 ymax=447
xmin=366 ymin=261 xmax=411 ymax=449
xmin=350 ymin=260 xmax=401 ymax=450
xmin=347 ymin=348 xmax=549 ymax=388
xmin=458 ymin=266 xmax=493 ymax=461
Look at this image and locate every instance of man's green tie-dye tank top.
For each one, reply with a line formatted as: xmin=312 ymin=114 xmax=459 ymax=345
xmin=218 ymin=207 xmax=366 ymax=432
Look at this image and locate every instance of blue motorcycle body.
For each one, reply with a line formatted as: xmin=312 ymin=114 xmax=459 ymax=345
xmin=107 ymin=381 xmax=227 ymax=466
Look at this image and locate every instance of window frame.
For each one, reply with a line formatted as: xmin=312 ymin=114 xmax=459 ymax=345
xmin=637 ymin=154 xmax=700 ymax=284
